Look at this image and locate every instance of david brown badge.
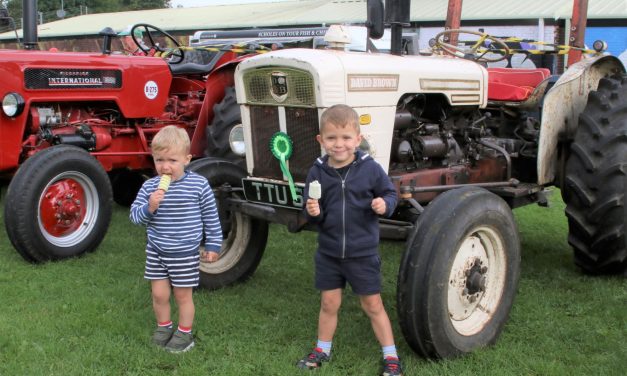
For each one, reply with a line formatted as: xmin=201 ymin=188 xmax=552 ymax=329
xmin=271 ymin=71 xmax=288 ymax=102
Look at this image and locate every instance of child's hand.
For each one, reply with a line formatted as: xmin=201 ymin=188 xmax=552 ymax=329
xmin=148 ymin=189 xmax=166 ymax=213
xmin=306 ymin=198 xmax=320 ymax=216
xmin=371 ymin=197 xmax=386 ymax=215
xmin=201 ymin=251 xmax=219 ymax=263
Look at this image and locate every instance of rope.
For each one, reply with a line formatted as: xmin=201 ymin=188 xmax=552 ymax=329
xmin=460 ymin=37 xmax=598 ymax=55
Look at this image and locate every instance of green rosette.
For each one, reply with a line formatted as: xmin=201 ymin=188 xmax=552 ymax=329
xmin=269 ymin=132 xmax=297 ymax=201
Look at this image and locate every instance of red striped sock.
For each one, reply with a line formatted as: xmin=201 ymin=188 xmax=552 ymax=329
xmin=158 ymin=321 xmax=173 ymax=328
xmin=178 ymin=325 xmax=192 ymax=333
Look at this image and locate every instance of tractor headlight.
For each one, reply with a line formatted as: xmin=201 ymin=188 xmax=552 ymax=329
xmin=2 ymin=93 xmax=25 ymax=117
xmin=229 ymin=124 xmax=246 ymax=156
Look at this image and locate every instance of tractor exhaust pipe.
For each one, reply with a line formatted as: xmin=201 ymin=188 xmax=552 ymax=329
xmin=22 ymin=0 xmax=38 ymax=49
xmin=385 ymin=0 xmax=410 ymax=56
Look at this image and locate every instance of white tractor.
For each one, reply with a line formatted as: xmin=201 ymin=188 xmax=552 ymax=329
xmin=189 ymin=0 xmax=626 ymax=358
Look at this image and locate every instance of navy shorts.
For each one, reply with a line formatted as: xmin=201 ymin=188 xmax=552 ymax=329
xmin=314 ymin=252 xmax=382 ymax=295
xmin=144 ymin=247 xmax=200 ymax=288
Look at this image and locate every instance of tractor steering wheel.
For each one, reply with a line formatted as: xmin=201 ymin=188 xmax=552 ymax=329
xmin=130 ymin=23 xmax=185 ymax=64
xmin=433 ymin=29 xmax=510 ymax=63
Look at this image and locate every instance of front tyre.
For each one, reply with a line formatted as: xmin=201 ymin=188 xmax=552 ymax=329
xmin=562 ymin=73 xmax=627 ymax=274
xmin=188 ymin=157 xmax=268 ymax=290
xmin=4 ymin=145 xmax=113 ymax=262
xmin=397 ymin=187 xmax=521 ymax=359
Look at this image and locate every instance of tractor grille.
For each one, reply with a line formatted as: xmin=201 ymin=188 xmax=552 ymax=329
xmin=285 ymin=107 xmax=320 ymax=181
xmin=242 ymin=67 xmax=316 ymax=107
xmin=250 ymin=105 xmax=320 ymax=182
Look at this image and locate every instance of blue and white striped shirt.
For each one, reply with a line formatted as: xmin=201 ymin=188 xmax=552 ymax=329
xmin=130 ymin=171 xmax=222 ymax=256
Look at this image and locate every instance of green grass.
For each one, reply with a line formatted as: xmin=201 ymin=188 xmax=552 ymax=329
xmin=0 ymin=187 xmax=625 ymax=376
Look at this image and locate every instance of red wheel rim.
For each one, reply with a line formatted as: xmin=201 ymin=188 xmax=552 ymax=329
xmin=39 ymin=178 xmax=87 ymax=237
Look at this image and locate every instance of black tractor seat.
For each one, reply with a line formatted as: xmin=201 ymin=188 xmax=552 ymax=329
xmin=169 ymin=50 xmax=225 ymax=76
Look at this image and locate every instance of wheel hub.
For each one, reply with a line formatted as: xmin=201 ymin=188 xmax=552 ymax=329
xmin=465 ymin=259 xmax=488 ymax=297
xmin=447 ymin=227 xmax=507 ymax=336
xmin=40 ymin=179 xmax=87 ymax=237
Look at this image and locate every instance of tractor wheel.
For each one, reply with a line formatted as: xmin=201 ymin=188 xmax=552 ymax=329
xmin=4 ymin=145 xmax=113 ymax=262
xmin=397 ymin=187 xmax=521 ymax=359
xmin=188 ymin=157 xmax=268 ymax=290
xmin=109 ymin=169 xmax=148 ymax=207
xmin=562 ymin=73 xmax=627 ymax=275
xmin=207 ymin=86 xmax=246 ymax=168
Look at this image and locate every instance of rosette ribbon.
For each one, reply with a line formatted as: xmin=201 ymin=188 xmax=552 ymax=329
xmin=269 ymin=132 xmax=297 ymax=201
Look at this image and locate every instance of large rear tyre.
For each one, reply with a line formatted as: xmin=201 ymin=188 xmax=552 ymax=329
xmin=109 ymin=169 xmax=148 ymax=207
xmin=188 ymin=157 xmax=268 ymax=290
xmin=397 ymin=187 xmax=521 ymax=359
xmin=4 ymin=145 xmax=113 ymax=262
xmin=562 ymin=73 xmax=627 ymax=275
xmin=207 ymin=87 xmax=245 ymax=168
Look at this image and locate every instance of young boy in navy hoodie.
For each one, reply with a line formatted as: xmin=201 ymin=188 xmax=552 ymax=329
xmin=297 ymin=104 xmax=403 ymax=376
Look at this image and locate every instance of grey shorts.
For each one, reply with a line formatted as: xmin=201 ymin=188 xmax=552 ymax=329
xmin=314 ymin=252 xmax=382 ymax=295
xmin=144 ymin=248 xmax=200 ymax=288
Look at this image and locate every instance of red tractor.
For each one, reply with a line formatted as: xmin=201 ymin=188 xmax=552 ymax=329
xmin=0 ymin=2 xmax=313 ymax=262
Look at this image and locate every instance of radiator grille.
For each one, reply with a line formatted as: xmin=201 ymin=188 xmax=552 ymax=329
xmin=250 ymin=105 xmax=320 ymax=182
xmin=285 ymin=107 xmax=320 ymax=181
xmin=243 ymin=67 xmax=315 ymax=107
xmin=250 ymin=106 xmax=281 ymax=178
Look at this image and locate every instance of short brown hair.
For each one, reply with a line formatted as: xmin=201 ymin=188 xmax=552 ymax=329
xmin=320 ymin=104 xmax=360 ymax=134
xmin=151 ymin=125 xmax=191 ymax=154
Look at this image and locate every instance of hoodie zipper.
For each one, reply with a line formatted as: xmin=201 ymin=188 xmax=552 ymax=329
xmin=334 ymin=166 xmax=351 ymax=259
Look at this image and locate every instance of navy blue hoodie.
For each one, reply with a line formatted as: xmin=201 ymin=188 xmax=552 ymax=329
xmin=304 ymin=150 xmax=397 ymax=259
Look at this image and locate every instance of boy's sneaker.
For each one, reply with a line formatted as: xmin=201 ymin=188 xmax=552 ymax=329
xmin=164 ymin=330 xmax=195 ymax=353
xmin=381 ymin=356 xmax=403 ymax=376
xmin=152 ymin=326 xmax=174 ymax=347
xmin=296 ymin=347 xmax=330 ymax=369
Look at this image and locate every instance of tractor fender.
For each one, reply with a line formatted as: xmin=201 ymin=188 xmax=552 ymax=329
xmin=537 ymin=55 xmax=625 ymax=186
xmin=191 ymin=59 xmax=242 ymax=157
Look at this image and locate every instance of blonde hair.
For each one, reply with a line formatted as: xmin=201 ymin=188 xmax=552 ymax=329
xmin=320 ymin=104 xmax=360 ymax=134
xmin=151 ymin=125 xmax=191 ymax=154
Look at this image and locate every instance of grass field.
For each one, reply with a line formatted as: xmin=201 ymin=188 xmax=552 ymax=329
xmin=0 ymin=187 xmax=625 ymax=376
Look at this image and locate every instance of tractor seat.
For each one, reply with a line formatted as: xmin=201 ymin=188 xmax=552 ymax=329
xmin=169 ymin=51 xmax=224 ymax=76
xmin=487 ymin=67 xmax=551 ymax=102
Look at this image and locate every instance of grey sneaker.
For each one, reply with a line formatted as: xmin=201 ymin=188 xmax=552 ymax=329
xmin=152 ymin=326 xmax=174 ymax=347
xmin=164 ymin=330 xmax=195 ymax=353
xmin=297 ymin=347 xmax=330 ymax=369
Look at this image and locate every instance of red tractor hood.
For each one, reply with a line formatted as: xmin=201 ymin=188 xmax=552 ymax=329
xmin=0 ymin=50 xmax=172 ymax=118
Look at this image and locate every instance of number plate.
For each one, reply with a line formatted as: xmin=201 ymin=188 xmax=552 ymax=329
xmin=242 ymin=178 xmax=305 ymax=210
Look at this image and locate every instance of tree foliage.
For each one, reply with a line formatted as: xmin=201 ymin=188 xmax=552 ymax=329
xmin=3 ymin=0 xmax=171 ymax=26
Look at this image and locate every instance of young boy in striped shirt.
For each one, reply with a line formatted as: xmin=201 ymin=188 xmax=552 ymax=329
xmin=130 ymin=125 xmax=222 ymax=353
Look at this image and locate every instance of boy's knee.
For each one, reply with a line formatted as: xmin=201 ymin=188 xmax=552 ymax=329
xmin=173 ymin=287 xmax=193 ymax=303
xmin=152 ymin=291 xmax=169 ymax=305
xmin=320 ymin=296 xmax=341 ymax=313
xmin=360 ymin=295 xmax=384 ymax=315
